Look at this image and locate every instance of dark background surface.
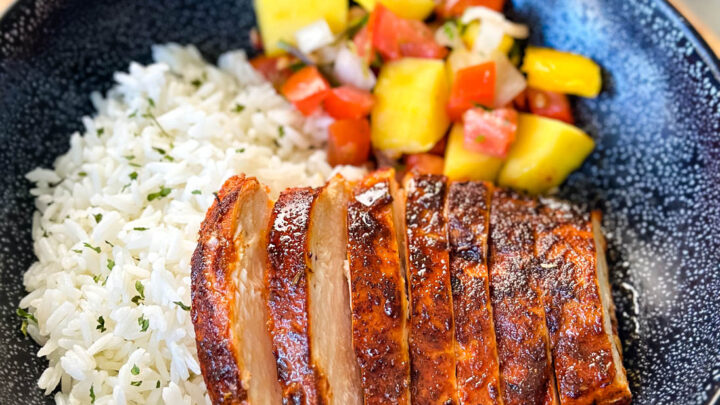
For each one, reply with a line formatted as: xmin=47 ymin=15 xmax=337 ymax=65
xmin=1 ymin=0 xmax=719 ymax=404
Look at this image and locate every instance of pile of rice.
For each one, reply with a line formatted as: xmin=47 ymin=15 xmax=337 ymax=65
xmin=20 ymin=44 xmax=363 ymax=405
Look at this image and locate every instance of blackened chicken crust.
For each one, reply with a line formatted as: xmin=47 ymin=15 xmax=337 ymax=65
xmin=266 ymin=187 xmax=327 ymax=404
xmin=446 ymin=181 xmax=504 ymax=405
xmin=404 ymin=174 xmax=458 ymax=405
xmin=347 ymin=169 xmax=411 ymax=405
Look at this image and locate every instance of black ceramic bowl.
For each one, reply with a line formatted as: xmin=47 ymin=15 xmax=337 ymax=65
xmin=1 ymin=0 xmax=719 ymax=404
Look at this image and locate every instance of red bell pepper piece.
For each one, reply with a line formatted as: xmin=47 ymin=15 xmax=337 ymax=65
xmin=447 ymin=62 xmax=496 ymax=121
xmin=462 ymin=107 xmax=518 ymax=158
xmin=281 ymin=66 xmax=331 ymax=116
xmin=327 ymin=118 xmax=372 ymax=166
xmin=323 ymin=86 xmax=375 ymax=120
xmin=526 ymin=87 xmax=575 ymax=124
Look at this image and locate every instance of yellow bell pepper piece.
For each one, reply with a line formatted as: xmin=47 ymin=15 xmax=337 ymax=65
xmin=444 ymin=123 xmax=504 ymax=181
xmin=498 ymin=114 xmax=595 ymax=194
xmin=355 ymin=0 xmax=435 ymax=20
xmin=254 ymin=0 xmax=347 ymax=56
xmin=372 ymin=58 xmax=450 ymax=154
xmin=521 ymin=47 xmax=602 ymax=98
xmin=462 ymin=22 xmax=514 ymax=55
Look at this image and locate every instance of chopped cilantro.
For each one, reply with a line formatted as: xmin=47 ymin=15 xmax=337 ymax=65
xmin=163 ymin=155 xmax=175 ymax=162
xmin=93 ymin=213 xmax=103 ymax=223
xmin=129 ymin=162 xmax=142 ymax=168
xmin=133 ymin=227 xmax=148 ymax=231
xmin=137 ymin=314 xmax=149 ymax=332
xmin=18 ymin=308 xmax=37 ymax=337
xmin=129 ymin=172 xmax=138 ymax=181
xmin=191 ymin=190 xmax=202 ymax=195
xmin=152 ymin=147 xmax=166 ymax=155
xmin=78 ymin=172 xmax=87 ymax=177
xmin=105 ymin=240 xmax=115 ymax=247
xmin=93 ymin=274 xmax=102 ymax=283
xmin=191 ymin=78 xmax=203 ymax=88
xmin=97 ymin=128 xmax=105 ymax=136
xmin=233 ymin=104 xmax=245 ymax=113
xmin=107 ymin=259 xmax=115 ymax=271
xmin=235 ymin=148 xmax=245 ymax=153
xmin=442 ymin=21 xmax=455 ymax=40
xmin=147 ymin=186 xmax=171 ymax=201
xmin=72 ymin=249 xmax=83 ymax=254
xmin=148 ymin=98 xmax=155 ymax=108
xmin=131 ymin=364 xmax=140 ymax=375
xmin=130 ymin=381 xmax=142 ymax=387
xmin=83 ymin=242 xmax=101 ymax=253
xmin=174 ymin=301 xmax=190 ymax=311
xmin=124 ymin=155 xmax=135 ymax=160
xmin=90 ymin=385 xmax=96 ymax=403
xmin=128 ymin=111 xmax=138 ymax=118
xmin=278 ymin=126 xmax=285 ymax=138
xmin=96 ymin=316 xmax=106 ymax=332
xmin=131 ymin=281 xmax=145 ymax=305
xmin=156 ymin=381 xmax=161 ymax=388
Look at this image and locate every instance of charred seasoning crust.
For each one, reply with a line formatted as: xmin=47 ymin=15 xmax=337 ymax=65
xmin=446 ymin=181 xmax=504 ymax=405
xmin=404 ymin=175 xmax=458 ymax=405
xmin=266 ymin=187 xmax=327 ymax=405
xmin=191 ymin=175 xmax=253 ymax=405
xmin=489 ymin=188 xmax=558 ymax=405
xmin=536 ymin=200 xmax=631 ymax=405
xmin=347 ymin=170 xmax=411 ymax=405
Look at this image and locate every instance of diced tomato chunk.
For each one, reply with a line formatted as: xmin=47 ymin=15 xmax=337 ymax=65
xmin=327 ymin=118 xmax=372 ymax=166
xmin=437 ymin=0 xmax=506 ymax=18
xmin=526 ymin=87 xmax=575 ymax=124
xmin=250 ymin=55 xmax=295 ymax=89
xmin=405 ymin=153 xmax=445 ymax=175
xmin=372 ymin=5 xmax=447 ymax=61
xmin=447 ymin=62 xmax=496 ymax=121
xmin=512 ymin=89 xmax=529 ymax=111
xmin=462 ymin=107 xmax=518 ymax=158
xmin=323 ymin=86 xmax=375 ymax=120
xmin=281 ymin=66 xmax=331 ymax=116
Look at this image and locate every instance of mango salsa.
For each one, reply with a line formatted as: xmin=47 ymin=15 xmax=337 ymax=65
xmin=371 ymin=58 xmax=450 ymax=154
xmin=444 ymin=123 xmax=504 ymax=181
xmin=254 ymin=0 xmax=348 ymax=56
xmin=355 ymin=0 xmax=435 ymax=20
xmin=521 ymin=47 xmax=602 ymax=98
xmin=498 ymin=114 xmax=595 ymax=194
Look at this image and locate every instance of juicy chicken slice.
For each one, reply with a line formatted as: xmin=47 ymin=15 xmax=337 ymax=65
xmin=307 ymin=176 xmax=364 ymax=405
xmin=403 ymin=174 xmax=458 ymax=405
xmin=191 ymin=175 xmax=282 ymax=405
xmin=488 ymin=188 xmax=559 ymax=405
xmin=266 ymin=187 xmax=325 ymax=404
xmin=535 ymin=200 xmax=631 ymax=405
xmin=446 ymin=181 xmax=503 ymax=405
xmin=346 ymin=169 xmax=411 ymax=405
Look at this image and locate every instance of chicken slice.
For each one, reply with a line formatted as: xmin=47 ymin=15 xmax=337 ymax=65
xmin=346 ymin=169 xmax=411 ymax=405
xmin=403 ymin=174 xmax=458 ymax=405
xmin=446 ymin=181 xmax=504 ymax=405
xmin=535 ymin=200 xmax=631 ymax=405
xmin=191 ymin=175 xmax=282 ymax=405
xmin=307 ymin=176 xmax=364 ymax=405
xmin=266 ymin=187 xmax=325 ymax=404
xmin=488 ymin=188 xmax=559 ymax=405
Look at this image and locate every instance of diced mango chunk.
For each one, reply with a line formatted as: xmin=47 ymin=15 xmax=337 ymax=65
xmin=372 ymin=58 xmax=450 ymax=154
xmin=254 ymin=0 xmax=348 ymax=56
xmin=498 ymin=113 xmax=595 ymax=194
xmin=444 ymin=123 xmax=504 ymax=181
xmin=521 ymin=47 xmax=602 ymax=98
xmin=355 ymin=0 xmax=435 ymax=20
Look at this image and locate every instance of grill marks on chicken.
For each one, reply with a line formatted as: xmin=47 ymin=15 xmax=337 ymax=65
xmin=446 ymin=181 xmax=503 ymax=405
xmin=403 ymin=175 xmax=458 ymax=405
xmin=488 ymin=189 xmax=559 ymax=405
xmin=266 ymin=187 xmax=326 ymax=404
xmin=346 ymin=169 xmax=411 ymax=405
xmin=191 ymin=175 xmax=281 ymax=405
xmin=535 ymin=201 xmax=631 ymax=405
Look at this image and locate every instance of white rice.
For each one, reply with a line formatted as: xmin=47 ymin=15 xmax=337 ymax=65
xmin=20 ymin=43 xmax=365 ymax=405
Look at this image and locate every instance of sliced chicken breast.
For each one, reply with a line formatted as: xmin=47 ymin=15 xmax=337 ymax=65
xmin=307 ymin=176 xmax=364 ymax=405
xmin=403 ymin=174 xmax=458 ymax=405
xmin=446 ymin=181 xmax=503 ymax=405
xmin=535 ymin=200 xmax=631 ymax=405
xmin=346 ymin=169 xmax=411 ymax=405
xmin=191 ymin=175 xmax=282 ymax=405
xmin=488 ymin=188 xmax=559 ymax=405
xmin=266 ymin=187 xmax=325 ymax=404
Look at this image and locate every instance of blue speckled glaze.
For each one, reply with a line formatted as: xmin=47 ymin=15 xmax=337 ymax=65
xmin=0 ymin=0 xmax=718 ymax=404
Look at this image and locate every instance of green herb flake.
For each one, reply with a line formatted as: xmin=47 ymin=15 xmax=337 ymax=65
xmin=233 ymin=104 xmax=245 ymax=113
xmin=191 ymin=190 xmax=202 ymax=195
xmin=131 ymin=364 xmax=140 ymax=375
xmin=83 ymin=242 xmax=101 ymax=253
xmin=97 ymin=128 xmax=105 ymax=136
xmin=107 ymin=259 xmax=115 ymax=271
xmin=235 ymin=148 xmax=245 ymax=153
xmin=131 ymin=280 xmax=146 ymax=305
xmin=93 ymin=274 xmax=102 ymax=283
xmin=130 ymin=381 xmax=142 ymax=387
xmin=191 ymin=78 xmax=203 ymax=88
xmin=163 ymin=155 xmax=175 ymax=162
xmin=72 ymin=249 xmax=83 ymax=254
xmin=124 ymin=155 xmax=135 ymax=160
xmin=152 ymin=147 xmax=166 ymax=155
xmin=442 ymin=22 xmax=455 ymax=40
xmin=90 ymin=385 xmax=96 ymax=403
xmin=105 ymin=240 xmax=115 ymax=247
xmin=278 ymin=126 xmax=285 ymax=138
xmin=129 ymin=172 xmax=138 ymax=181
xmin=93 ymin=213 xmax=103 ymax=223
xmin=147 ymin=186 xmax=172 ymax=201
xmin=148 ymin=98 xmax=155 ymax=108
xmin=133 ymin=227 xmax=149 ymax=231
xmin=96 ymin=316 xmax=106 ymax=332
xmin=137 ymin=314 xmax=149 ymax=332
xmin=174 ymin=301 xmax=190 ymax=311
xmin=156 ymin=381 xmax=161 ymax=388
xmin=78 ymin=172 xmax=87 ymax=177
xmin=128 ymin=111 xmax=138 ymax=118
xmin=129 ymin=162 xmax=142 ymax=168
xmin=288 ymin=61 xmax=306 ymax=72
xmin=17 ymin=308 xmax=37 ymax=324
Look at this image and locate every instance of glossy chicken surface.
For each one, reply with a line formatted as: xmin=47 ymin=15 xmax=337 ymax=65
xmin=266 ymin=187 xmax=326 ymax=404
xmin=446 ymin=181 xmax=503 ymax=405
xmin=346 ymin=169 xmax=411 ymax=405
xmin=404 ymin=175 xmax=458 ymax=405
xmin=191 ymin=175 xmax=281 ymax=404
xmin=536 ymin=201 xmax=631 ymax=405
xmin=488 ymin=188 xmax=559 ymax=405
